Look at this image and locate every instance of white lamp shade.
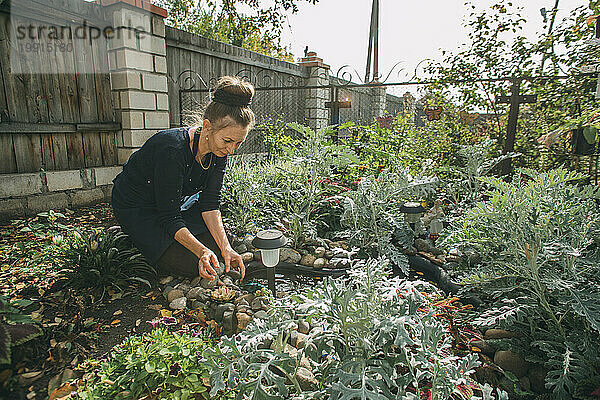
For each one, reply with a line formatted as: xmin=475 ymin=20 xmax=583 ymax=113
xmin=260 ymin=249 xmax=280 ymax=268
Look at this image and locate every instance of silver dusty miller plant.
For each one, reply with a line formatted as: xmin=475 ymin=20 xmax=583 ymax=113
xmin=203 ymin=258 xmax=488 ymax=400
xmin=443 ymin=168 xmax=600 ymax=399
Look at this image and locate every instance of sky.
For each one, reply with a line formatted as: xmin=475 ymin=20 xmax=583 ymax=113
xmin=280 ymin=0 xmax=589 ymax=90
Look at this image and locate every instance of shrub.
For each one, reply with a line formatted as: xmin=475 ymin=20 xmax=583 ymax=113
xmin=58 ymin=229 xmax=156 ymax=295
xmin=443 ymin=168 xmax=600 ymax=398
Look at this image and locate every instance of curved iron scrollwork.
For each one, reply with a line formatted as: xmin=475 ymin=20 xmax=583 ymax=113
xmin=176 ymin=70 xmax=209 ymax=91
xmin=333 ymin=59 xmax=432 ymax=86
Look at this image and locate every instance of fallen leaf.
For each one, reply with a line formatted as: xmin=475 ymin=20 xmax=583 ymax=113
xmin=49 ymin=382 xmax=77 ymax=400
xmin=159 ymin=309 xmax=172 ymax=317
xmin=111 ymin=319 xmax=121 ymax=325
xmin=148 ymin=304 xmax=162 ymax=311
xmin=50 ymin=339 xmax=57 ymax=347
xmin=112 ymin=310 xmax=122 ymax=316
xmin=135 ymin=319 xmax=141 ymax=327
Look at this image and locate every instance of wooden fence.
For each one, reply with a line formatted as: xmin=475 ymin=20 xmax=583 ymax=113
xmin=0 ymin=1 xmax=118 ymax=174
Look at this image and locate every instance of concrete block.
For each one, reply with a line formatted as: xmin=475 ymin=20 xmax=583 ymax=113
xmin=0 ymin=198 xmax=25 ymax=221
xmin=112 ymin=92 xmax=121 ymax=110
xmin=121 ymin=111 xmax=145 ymax=129
xmin=115 ymin=49 xmax=154 ymax=72
xmin=305 ymin=98 xmax=325 ymax=108
xmin=45 ymin=170 xmax=83 ymax=192
xmin=26 ymin=192 xmax=69 ymax=215
xmin=70 ymin=188 xmax=106 ymax=208
xmin=306 ymin=108 xmax=329 ymax=119
xmin=156 ymin=93 xmax=169 ymax=110
xmin=117 ymin=147 xmax=137 ymax=165
xmin=110 ymin=70 xmax=141 ymax=90
xmin=154 ymin=56 xmax=167 ymax=74
xmin=108 ymin=50 xmax=118 ymax=70
xmin=94 ymin=166 xmax=122 ymax=186
xmin=120 ymin=90 xmax=156 ymax=110
xmin=122 ymin=129 xmax=155 ymax=147
xmin=107 ymin=27 xmax=138 ymax=50
xmin=111 ymin=6 xmax=152 ymax=34
xmin=152 ymin=15 xmax=166 ymax=37
xmin=144 ymin=111 xmax=169 ymax=129
xmin=0 ymin=173 xmax=43 ymax=198
xmin=141 ymin=73 xmax=167 ymax=92
xmin=101 ymin=184 xmax=113 ymax=200
xmin=139 ymin=34 xmax=166 ymax=56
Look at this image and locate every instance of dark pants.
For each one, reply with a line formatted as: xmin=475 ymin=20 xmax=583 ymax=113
xmin=155 ymin=231 xmax=222 ymax=278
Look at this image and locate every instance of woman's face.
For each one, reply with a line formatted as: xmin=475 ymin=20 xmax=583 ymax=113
xmin=203 ymin=118 xmax=250 ymax=157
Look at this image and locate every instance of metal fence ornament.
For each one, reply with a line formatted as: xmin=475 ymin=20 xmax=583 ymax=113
xmin=424 ymin=106 xmax=443 ymax=121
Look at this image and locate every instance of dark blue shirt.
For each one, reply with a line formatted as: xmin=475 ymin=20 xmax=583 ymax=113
xmin=112 ymin=127 xmax=227 ymax=239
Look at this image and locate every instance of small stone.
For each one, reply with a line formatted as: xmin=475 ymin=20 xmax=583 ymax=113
xmin=323 ymin=250 xmax=334 ymax=259
xmin=300 ymin=254 xmax=316 ymax=267
xmin=191 ymin=276 xmax=202 ymax=286
xmin=186 ymin=287 xmax=205 ymax=300
xmin=215 ymin=303 xmax=235 ymax=323
xmin=222 ymin=310 xmax=235 ymax=333
xmin=242 ymin=234 xmax=255 ymax=248
xmin=215 ymin=262 xmax=226 ymax=276
xmin=330 ymin=258 xmax=350 ymax=268
xmin=200 ymin=278 xmax=217 ymax=289
xmin=414 ymin=238 xmax=430 ymax=252
xmin=236 ymin=311 xmax=252 ymax=330
xmin=494 ymin=350 xmax=528 ymax=378
xmin=226 ymin=269 xmax=242 ymax=281
xmin=280 ymin=248 xmax=302 ymax=264
xmin=163 ymin=285 xmax=174 ymax=296
xmin=169 ymin=297 xmax=187 ymax=310
xmin=295 ymin=332 xmax=308 ymax=348
xmin=323 ymin=238 xmax=333 ymax=246
xmin=313 ymin=258 xmax=326 ymax=269
xmin=528 ymin=366 xmax=548 ymax=393
xmin=241 ymin=252 xmax=254 ymax=263
xmin=236 ymin=305 xmax=249 ymax=313
xmin=299 ymin=355 xmax=312 ymax=370
xmin=174 ymin=283 xmax=191 ymax=295
xmin=484 ymin=329 xmax=517 ymax=340
xmin=296 ymin=367 xmax=318 ymax=390
xmin=236 ymin=293 xmax=255 ymax=305
xmin=236 ymin=298 xmax=250 ymax=307
xmin=314 ymin=247 xmax=326 ymax=258
xmin=221 ymin=276 xmax=233 ymax=286
xmin=234 ymin=243 xmax=248 ymax=254
xmin=159 ymin=276 xmax=174 ymax=285
xmin=297 ymin=320 xmax=310 ymax=334
xmin=167 ymin=289 xmax=185 ymax=303
xmin=251 ymin=296 xmax=268 ymax=311
xmin=190 ymin=300 xmax=204 ymax=309
xmin=254 ymin=310 xmax=268 ymax=319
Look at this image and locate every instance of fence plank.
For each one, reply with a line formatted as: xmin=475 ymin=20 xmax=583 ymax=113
xmin=0 ymin=14 xmax=28 ymax=122
xmin=72 ymin=28 xmax=98 ymax=123
xmin=66 ymin=132 xmax=85 ymax=169
xmin=168 ymin=45 xmax=181 ymax=126
xmin=40 ymin=133 xmax=56 ymax=170
xmin=100 ymin=131 xmax=117 ymax=166
xmin=0 ymin=134 xmax=16 ymax=173
xmin=91 ymin=36 xmax=113 ymax=122
xmin=38 ymin=29 xmax=63 ymax=124
xmin=54 ymin=33 xmax=80 ymax=123
xmin=13 ymin=133 xmax=42 ymax=172
xmin=51 ymin=132 xmax=69 ymax=170
xmin=83 ymin=132 xmax=103 ymax=167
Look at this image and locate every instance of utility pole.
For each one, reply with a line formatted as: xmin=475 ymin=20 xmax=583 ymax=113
xmin=365 ymin=0 xmax=379 ymax=83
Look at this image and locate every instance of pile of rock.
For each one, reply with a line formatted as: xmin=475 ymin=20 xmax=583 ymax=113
xmin=471 ymin=329 xmax=549 ymax=396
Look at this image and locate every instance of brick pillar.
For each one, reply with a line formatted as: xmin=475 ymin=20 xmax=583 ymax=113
xmin=299 ymin=52 xmax=330 ymax=131
xmin=101 ymin=0 xmax=169 ymax=164
xmin=371 ymin=84 xmax=386 ymax=119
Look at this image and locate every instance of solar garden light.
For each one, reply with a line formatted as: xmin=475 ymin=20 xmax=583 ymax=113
xmin=252 ymin=230 xmax=286 ymax=295
xmin=400 ymin=202 xmax=425 ymax=231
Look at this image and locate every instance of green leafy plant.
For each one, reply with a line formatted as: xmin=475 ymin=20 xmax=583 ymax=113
xmin=58 ymin=229 xmax=157 ymax=296
xmin=0 ymin=295 xmax=42 ymax=365
xmin=204 ymin=258 xmax=486 ymax=399
xmin=77 ymin=326 xmax=232 ymax=400
xmin=443 ymin=168 xmax=600 ymax=398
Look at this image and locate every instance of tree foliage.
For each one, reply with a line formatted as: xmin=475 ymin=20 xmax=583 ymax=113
xmin=154 ymin=0 xmax=319 ymax=60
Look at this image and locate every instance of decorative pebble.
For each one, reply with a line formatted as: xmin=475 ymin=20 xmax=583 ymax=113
xmin=215 ymin=303 xmax=235 ymax=323
xmin=251 ymin=296 xmax=268 ymax=311
xmin=297 ymin=320 xmax=310 ymax=334
xmin=234 ymin=244 xmax=248 ymax=254
xmin=297 ymin=367 xmax=318 ymax=390
xmin=236 ymin=311 xmax=252 ymax=330
xmin=159 ymin=276 xmax=174 ymax=285
xmin=300 ymin=254 xmax=316 ymax=267
xmin=314 ymin=247 xmax=326 ymax=258
xmin=226 ymin=269 xmax=242 ymax=282
xmin=241 ymin=252 xmax=254 ymax=263
xmin=313 ymin=258 xmax=326 ymax=269
xmin=323 ymin=250 xmax=334 ymax=259
xmin=191 ymin=276 xmax=202 ymax=286
xmin=494 ymin=350 xmax=528 ymax=378
xmin=235 ymin=293 xmax=255 ymax=305
xmin=280 ymin=248 xmax=302 ymax=264
xmin=186 ymin=287 xmax=205 ymax=300
xmin=414 ymin=238 xmax=430 ymax=253
xmin=190 ymin=300 xmax=204 ymax=309
xmin=484 ymin=329 xmax=517 ymax=340
xmin=174 ymin=283 xmax=191 ymax=295
xmin=254 ymin=310 xmax=268 ymax=319
xmin=200 ymin=278 xmax=217 ymax=289
xmin=167 ymin=289 xmax=184 ymax=303
xmin=222 ymin=310 xmax=235 ymax=332
xmin=169 ymin=297 xmax=187 ymax=310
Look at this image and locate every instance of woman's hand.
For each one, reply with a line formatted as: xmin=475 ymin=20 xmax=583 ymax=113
xmin=197 ymin=248 xmax=219 ymax=281
xmin=222 ymin=246 xmax=245 ymax=281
